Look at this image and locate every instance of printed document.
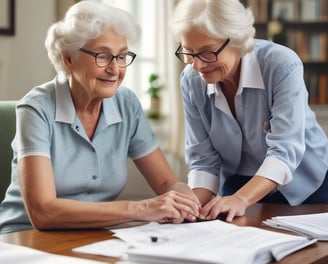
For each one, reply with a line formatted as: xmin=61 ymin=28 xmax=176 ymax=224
xmin=111 ymin=220 xmax=316 ymax=264
xmin=263 ymin=212 xmax=328 ymax=241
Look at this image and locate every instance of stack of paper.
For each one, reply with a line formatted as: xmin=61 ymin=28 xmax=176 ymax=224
xmin=110 ymin=220 xmax=316 ymax=264
xmin=263 ymin=212 xmax=328 ymax=241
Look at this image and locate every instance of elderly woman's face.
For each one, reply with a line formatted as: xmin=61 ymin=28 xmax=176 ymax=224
xmin=68 ymin=28 xmax=128 ymax=99
xmin=180 ymin=26 xmax=240 ymax=84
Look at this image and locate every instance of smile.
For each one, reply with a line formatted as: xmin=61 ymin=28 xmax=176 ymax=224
xmin=98 ymin=78 xmax=117 ymax=84
xmin=200 ymin=68 xmax=216 ymax=76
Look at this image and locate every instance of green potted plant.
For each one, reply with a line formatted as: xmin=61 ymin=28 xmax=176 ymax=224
xmin=147 ymin=73 xmax=163 ymax=119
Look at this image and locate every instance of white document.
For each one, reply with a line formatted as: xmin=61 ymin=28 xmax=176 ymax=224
xmin=263 ymin=212 xmax=328 ymax=241
xmin=0 ymin=241 xmax=106 ymax=264
xmin=111 ymin=220 xmax=316 ymax=264
xmin=73 ymin=238 xmax=131 ymax=258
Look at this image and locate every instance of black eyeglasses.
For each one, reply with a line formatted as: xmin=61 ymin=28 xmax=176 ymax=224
xmin=175 ymin=39 xmax=230 ymax=64
xmin=78 ymin=48 xmax=137 ymax=68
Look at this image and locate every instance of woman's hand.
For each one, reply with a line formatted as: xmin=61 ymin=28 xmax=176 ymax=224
xmin=199 ymin=195 xmax=247 ymax=222
xmin=134 ymin=190 xmax=200 ymax=224
xmin=198 ymin=176 xmax=278 ymax=222
xmin=133 ymin=149 xmax=201 ymax=224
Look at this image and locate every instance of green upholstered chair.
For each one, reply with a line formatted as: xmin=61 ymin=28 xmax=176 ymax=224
xmin=0 ymin=101 xmax=16 ymax=202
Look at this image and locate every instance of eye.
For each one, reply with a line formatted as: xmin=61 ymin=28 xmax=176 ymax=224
xmin=117 ymin=54 xmax=127 ymax=61
xmin=199 ymin=52 xmax=216 ymax=61
xmin=97 ymin=53 xmax=110 ymax=60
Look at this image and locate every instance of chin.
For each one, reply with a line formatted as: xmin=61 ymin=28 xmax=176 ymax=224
xmin=200 ymin=71 xmax=222 ymax=84
xmin=201 ymin=75 xmax=220 ymax=84
xmin=99 ymin=88 xmax=117 ymax=98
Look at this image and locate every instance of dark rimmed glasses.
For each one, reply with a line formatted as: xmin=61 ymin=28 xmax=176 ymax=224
xmin=175 ymin=39 xmax=230 ymax=64
xmin=78 ymin=48 xmax=137 ymax=68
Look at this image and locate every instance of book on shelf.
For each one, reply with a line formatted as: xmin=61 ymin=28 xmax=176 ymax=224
xmin=111 ymin=220 xmax=316 ymax=264
xmin=305 ymin=71 xmax=319 ymax=104
xmin=263 ymin=212 xmax=328 ymax=241
xmin=272 ymin=0 xmax=328 ymax=22
xmin=247 ymin=0 xmax=268 ymax=22
xmin=272 ymin=0 xmax=298 ymax=21
xmin=246 ymin=0 xmax=328 ymax=105
xmin=304 ymin=72 xmax=328 ymax=104
xmin=289 ymin=32 xmax=328 ymax=62
xmin=300 ymin=0 xmax=328 ymax=21
xmin=319 ymin=74 xmax=328 ymax=104
xmin=248 ymin=0 xmax=328 ymax=22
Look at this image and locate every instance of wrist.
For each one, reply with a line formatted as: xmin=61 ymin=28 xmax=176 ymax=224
xmin=127 ymin=200 xmax=147 ymax=221
xmin=234 ymin=194 xmax=249 ymax=208
xmin=170 ymin=182 xmax=200 ymax=202
xmin=168 ymin=181 xmax=187 ymax=191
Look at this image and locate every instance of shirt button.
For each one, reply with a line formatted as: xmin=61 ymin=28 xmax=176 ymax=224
xmin=92 ymin=175 xmax=97 ymax=180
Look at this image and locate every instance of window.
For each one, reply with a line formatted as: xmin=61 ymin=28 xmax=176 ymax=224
xmin=103 ymin=0 xmax=158 ymax=109
xmin=103 ymin=0 xmax=187 ymax=172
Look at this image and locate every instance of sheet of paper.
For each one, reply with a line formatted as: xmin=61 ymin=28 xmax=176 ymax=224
xmin=111 ymin=220 xmax=316 ymax=264
xmin=73 ymin=238 xmax=131 ymax=258
xmin=263 ymin=212 xmax=328 ymax=240
xmin=0 ymin=242 xmax=106 ymax=264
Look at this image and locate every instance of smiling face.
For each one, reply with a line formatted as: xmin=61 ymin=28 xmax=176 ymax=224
xmin=63 ymin=28 xmax=128 ymax=102
xmin=180 ymin=26 xmax=241 ymax=84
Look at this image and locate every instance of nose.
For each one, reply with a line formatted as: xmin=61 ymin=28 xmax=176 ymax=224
xmin=105 ymin=58 xmax=120 ymax=73
xmin=191 ymin=57 xmax=208 ymax=72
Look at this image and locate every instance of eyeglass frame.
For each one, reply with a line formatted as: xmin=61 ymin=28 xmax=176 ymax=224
xmin=78 ymin=48 xmax=137 ymax=68
xmin=175 ymin=39 xmax=230 ymax=64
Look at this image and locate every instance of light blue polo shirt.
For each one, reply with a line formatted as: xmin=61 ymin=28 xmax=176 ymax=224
xmin=0 ymin=77 xmax=158 ymax=233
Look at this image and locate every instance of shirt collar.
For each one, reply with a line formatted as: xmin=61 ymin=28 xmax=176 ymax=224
xmin=55 ymin=79 xmax=75 ymax=123
xmin=54 ymin=78 xmax=122 ymax=125
xmin=207 ymin=49 xmax=265 ymax=96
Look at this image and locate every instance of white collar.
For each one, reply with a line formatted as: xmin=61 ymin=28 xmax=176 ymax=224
xmin=207 ymin=50 xmax=265 ymax=97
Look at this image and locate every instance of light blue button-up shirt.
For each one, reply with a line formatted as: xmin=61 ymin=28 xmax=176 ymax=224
xmin=181 ymin=39 xmax=328 ymax=205
xmin=0 ymin=77 xmax=158 ymax=233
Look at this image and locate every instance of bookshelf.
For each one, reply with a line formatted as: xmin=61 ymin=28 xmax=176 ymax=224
xmin=243 ymin=0 xmax=328 ymax=104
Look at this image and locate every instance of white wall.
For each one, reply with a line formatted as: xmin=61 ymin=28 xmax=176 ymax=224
xmin=0 ymin=0 xmax=56 ymax=100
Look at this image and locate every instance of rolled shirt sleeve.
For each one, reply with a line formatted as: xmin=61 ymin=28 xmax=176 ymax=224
xmin=188 ymin=170 xmax=219 ymax=194
xmin=255 ymin=156 xmax=292 ymax=186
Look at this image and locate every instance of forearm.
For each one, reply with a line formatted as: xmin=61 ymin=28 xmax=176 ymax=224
xmin=168 ymin=182 xmax=199 ymax=201
xmin=27 ymin=198 xmax=141 ymax=230
xmin=193 ymin=188 xmax=215 ymax=206
xmin=134 ymin=148 xmax=182 ymax=194
xmin=233 ymin=175 xmax=278 ymax=207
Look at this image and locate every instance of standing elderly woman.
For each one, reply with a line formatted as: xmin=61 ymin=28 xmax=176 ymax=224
xmin=0 ymin=0 xmax=200 ymax=234
xmin=171 ymin=0 xmax=328 ymax=222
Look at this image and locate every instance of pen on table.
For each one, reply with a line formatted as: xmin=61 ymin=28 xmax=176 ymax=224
xmin=150 ymin=236 xmax=158 ymax=243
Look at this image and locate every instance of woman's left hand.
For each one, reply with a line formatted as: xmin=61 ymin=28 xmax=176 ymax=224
xmin=199 ymin=195 xmax=247 ymax=222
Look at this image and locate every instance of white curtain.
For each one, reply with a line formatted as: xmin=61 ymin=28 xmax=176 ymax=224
xmin=156 ymin=0 xmax=187 ymax=177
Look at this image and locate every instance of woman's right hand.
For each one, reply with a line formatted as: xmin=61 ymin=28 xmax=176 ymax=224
xmin=133 ymin=191 xmax=200 ymax=224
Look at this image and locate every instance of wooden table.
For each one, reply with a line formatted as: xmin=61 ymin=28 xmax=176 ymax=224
xmin=0 ymin=203 xmax=327 ymax=264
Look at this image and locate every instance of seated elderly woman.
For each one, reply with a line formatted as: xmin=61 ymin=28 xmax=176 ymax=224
xmin=0 ymin=0 xmax=199 ymax=234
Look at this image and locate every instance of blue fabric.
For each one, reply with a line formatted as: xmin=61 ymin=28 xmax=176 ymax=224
xmin=181 ymin=39 xmax=328 ymax=205
xmin=222 ymin=173 xmax=328 ymax=204
xmin=0 ymin=77 xmax=158 ymax=233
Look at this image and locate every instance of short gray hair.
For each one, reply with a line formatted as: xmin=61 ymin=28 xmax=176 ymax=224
xmin=45 ymin=0 xmax=141 ymax=81
xmin=171 ymin=0 xmax=255 ymax=56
